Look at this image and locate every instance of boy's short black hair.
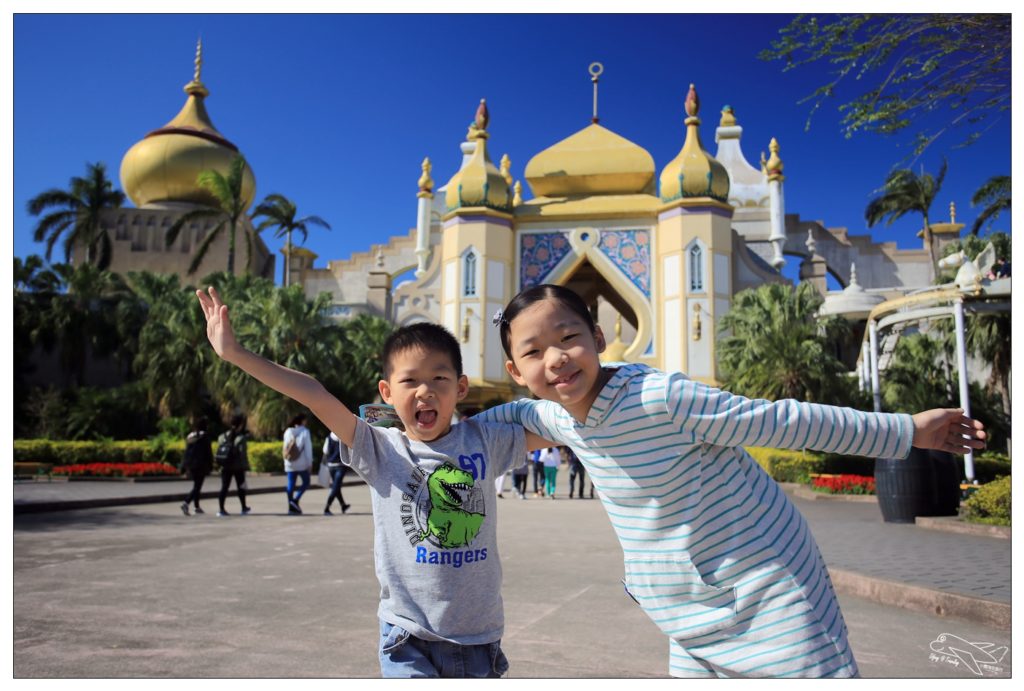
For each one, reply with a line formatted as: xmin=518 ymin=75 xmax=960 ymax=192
xmin=382 ymin=322 xmax=463 ymax=378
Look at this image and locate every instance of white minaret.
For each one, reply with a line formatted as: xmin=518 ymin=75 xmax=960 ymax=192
xmin=765 ymin=137 xmax=786 ymax=269
xmin=415 ymin=157 xmax=433 ymax=277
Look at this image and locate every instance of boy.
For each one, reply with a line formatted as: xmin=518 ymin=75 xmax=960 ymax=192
xmin=196 ymin=286 xmax=547 ymax=678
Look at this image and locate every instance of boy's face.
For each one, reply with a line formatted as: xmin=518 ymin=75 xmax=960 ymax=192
xmin=379 ymin=346 xmax=468 ymax=443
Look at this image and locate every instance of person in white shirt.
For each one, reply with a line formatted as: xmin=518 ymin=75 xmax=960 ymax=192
xmin=539 ymin=446 xmax=561 ymax=500
xmin=283 ymin=413 xmax=313 ymax=514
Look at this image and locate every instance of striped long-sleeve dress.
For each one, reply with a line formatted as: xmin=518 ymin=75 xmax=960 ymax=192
xmin=479 ymin=363 xmax=913 ymax=678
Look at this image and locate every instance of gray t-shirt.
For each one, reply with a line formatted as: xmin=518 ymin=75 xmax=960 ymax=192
xmin=341 ymin=416 xmax=525 ymax=644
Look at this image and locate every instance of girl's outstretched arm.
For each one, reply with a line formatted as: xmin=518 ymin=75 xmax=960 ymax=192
xmin=196 ymin=286 xmax=357 ymax=447
xmin=911 ymin=408 xmax=986 ymax=455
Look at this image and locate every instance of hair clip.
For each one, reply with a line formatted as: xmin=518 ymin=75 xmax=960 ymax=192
xmin=491 ymin=309 xmax=505 ymax=327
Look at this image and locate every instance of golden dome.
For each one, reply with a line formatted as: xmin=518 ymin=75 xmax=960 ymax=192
xmin=525 ymin=123 xmax=655 ymax=197
xmin=444 ymin=100 xmax=511 ymax=213
xmin=120 ymin=40 xmax=256 ymax=209
xmin=659 ymin=84 xmax=730 ymax=204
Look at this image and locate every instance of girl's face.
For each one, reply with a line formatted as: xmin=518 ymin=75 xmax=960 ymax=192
xmin=504 ymin=298 xmax=610 ymax=422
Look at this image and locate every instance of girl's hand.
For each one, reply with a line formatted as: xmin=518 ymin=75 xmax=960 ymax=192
xmin=911 ymin=408 xmax=987 ymax=455
xmin=196 ymin=286 xmax=240 ymax=362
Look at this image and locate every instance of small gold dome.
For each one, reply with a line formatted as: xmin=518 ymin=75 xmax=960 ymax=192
xmin=444 ymin=100 xmax=511 ymax=213
xmin=525 ymin=124 xmax=655 ymax=197
xmin=659 ymin=84 xmax=730 ymax=203
xmin=120 ymin=40 xmax=256 ymax=209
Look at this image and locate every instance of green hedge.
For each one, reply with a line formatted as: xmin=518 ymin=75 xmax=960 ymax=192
xmin=746 ymin=447 xmax=825 ymax=483
xmin=13 ymin=438 xmax=292 ymax=474
xmin=962 ymin=475 xmax=1011 ymax=526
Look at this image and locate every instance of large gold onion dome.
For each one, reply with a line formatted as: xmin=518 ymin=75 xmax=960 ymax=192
xmin=659 ymin=84 xmax=730 ymax=203
xmin=524 ymin=123 xmax=655 ymax=197
xmin=120 ymin=40 xmax=256 ymax=209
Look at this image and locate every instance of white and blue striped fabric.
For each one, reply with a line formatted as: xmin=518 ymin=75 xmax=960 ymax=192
xmin=479 ymin=364 xmax=913 ymax=678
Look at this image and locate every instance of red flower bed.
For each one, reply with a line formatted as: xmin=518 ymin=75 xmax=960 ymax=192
xmin=52 ymin=462 xmax=179 ymax=478
xmin=811 ymin=474 xmax=876 ymax=495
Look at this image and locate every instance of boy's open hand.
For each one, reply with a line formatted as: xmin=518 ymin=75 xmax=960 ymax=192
xmin=911 ymin=408 xmax=987 ymax=455
xmin=196 ymin=286 xmax=239 ymax=361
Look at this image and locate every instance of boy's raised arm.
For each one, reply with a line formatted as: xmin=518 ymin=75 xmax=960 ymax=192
xmin=196 ymin=286 xmax=357 ymax=447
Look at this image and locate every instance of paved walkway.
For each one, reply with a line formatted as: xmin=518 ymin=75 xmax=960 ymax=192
xmin=12 ymin=476 xmax=1011 ymax=678
xmin=13 ymin=474 xmax=1010 ymax=626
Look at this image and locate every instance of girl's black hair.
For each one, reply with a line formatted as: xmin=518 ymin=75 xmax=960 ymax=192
xmin=288 ymin=413 xmax=308 ymax=428
xmin=191 ymin=415 xmax=208 ymax=432
xmin=229 ymin=413 xmax=246 ymax=431
xmin=499 ymin=284 xmax=596 ymax=359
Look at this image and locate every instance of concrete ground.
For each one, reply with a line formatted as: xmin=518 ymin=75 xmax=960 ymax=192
xmin=12 ymin=480 xmax=1011 ymax=679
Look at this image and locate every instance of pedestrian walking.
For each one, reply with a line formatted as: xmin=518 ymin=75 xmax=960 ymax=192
xmin=283 ymin=413 xmax=313 ymax=514
xmin=322 ymin=431 xmax=350 ymax=515
xmin=566 ymin=445 xmax=586 ymax=499
xmin=532 ymin=448 xmax=545 ymax=496
xmin=539 ymin=446 xmax=561 ymax=499
xmin=180 ymin=416 xmax=213 ymax=515
xmin=512 ymin=453 xmax=530 ymax=499
xmin=215 ymin=413 xmax=251 ymax=517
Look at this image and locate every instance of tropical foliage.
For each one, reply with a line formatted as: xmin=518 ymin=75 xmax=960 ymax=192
xmin=970 ymin=175 xmax=1011 ymax=237
xmin=14 ymin=257 xmax=393 ymax=442
xmin=865 ymin=159 xmax=947 ymax=273
xmin=26 ymin=162 xmax=126 ymax=269
xmin=718 ymin=282 xmax=858 ymax=404
xmin=760 ymin=14 xmax=1011 ymax=160
xmin=251 ymin=193 xmax=331 ymax=286
xmin=164 ymin=154 xmax=256 ymax=275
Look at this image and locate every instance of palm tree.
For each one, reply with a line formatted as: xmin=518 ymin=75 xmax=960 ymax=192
xmin=881 ymin=333 xmax=954 ymax=414
xmin=26 ymin=162 xmax=126 ymax=269
xmin=251 ymin=193 xmax=331 ymax=286
xmin=717 ymin=282 xmax=853 ymax=403
xmin=131 ymin=273 xmax=213 ymax=418
xmin=865 ymin=159 xmax=948 ymax=277
xmin=970 ymin=175 xmax=1010 ymax=236
xmin=33 ymin=262 xmax=131 ymax=387
xmin=165 ymin=154 xmax=254 ymax=275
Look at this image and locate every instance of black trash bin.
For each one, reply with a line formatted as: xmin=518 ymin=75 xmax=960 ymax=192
xmin=874 ymin=449 xmax=934 ymax=523
xmin=922 ymin=450 xmax=961 ymax=517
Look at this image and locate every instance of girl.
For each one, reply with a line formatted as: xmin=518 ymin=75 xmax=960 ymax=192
xmin=480 ymin=284 xmax=986 ymax=678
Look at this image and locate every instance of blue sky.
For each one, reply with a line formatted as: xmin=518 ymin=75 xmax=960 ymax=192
xmin=11 ymin=13 xmax=1013 ymax=287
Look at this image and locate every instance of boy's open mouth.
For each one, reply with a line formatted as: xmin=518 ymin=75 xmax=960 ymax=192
xmin=415 ymin=409 xmax=438 ymax=427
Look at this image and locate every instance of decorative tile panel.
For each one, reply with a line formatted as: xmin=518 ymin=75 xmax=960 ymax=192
xmin=520 ymin=232 xmax=572 ymax=288
xmin=599 ymin=229 xmax=651 ymax=297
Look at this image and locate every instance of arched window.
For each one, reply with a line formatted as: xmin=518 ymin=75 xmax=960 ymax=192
xmin=463 ymin=251 xmax=477 ymax=297
xmin=689 ymin=244 xmax=704 ymax=293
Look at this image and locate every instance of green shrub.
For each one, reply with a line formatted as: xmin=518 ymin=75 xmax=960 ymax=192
xmin=247 ymin=442 xmax=284 ymax=474
xmin=746 ymin=447 xmax=825 ymax=483
xmin=13 ymin=439 xmax=181 ymax=466
xmin=962 ymin=475 xmax=1011 ymax=526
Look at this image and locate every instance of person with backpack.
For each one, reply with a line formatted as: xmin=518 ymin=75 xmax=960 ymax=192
xmin=216 ymin=413 xmax=252 ymax=517
xmin=322 ymin=431 xmax=350 ymax=515
xmin=180 ymin=416 xmax=214 ymax=515
xmin=283 ymin=413 xmax=313 ymax=514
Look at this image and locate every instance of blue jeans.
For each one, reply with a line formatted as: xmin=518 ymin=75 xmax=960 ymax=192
xmin=378 ymin=620 xmax=508 ymax=678
xmin=286 ymin=470 xmax=310 ymax=503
